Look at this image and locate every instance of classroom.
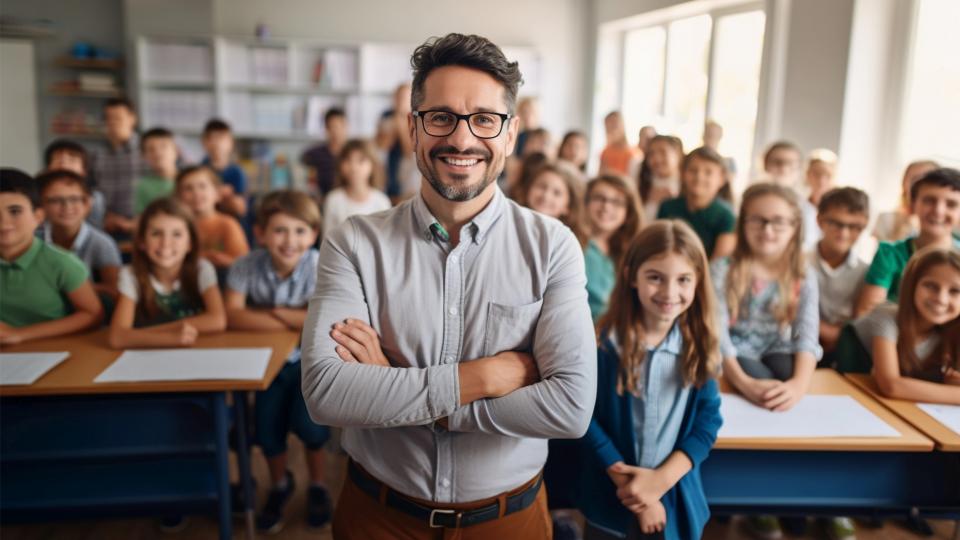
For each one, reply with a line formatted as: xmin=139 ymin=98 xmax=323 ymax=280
xmin=0 ymin=0 xmax=958 ymax=539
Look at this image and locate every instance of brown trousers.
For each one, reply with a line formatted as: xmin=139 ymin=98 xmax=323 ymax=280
xmin=331 ymin=465 xmax=552 ymax=540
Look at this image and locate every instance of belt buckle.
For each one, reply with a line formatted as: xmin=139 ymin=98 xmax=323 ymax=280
xmin=429 ymin=508 xmax=457 ymax=528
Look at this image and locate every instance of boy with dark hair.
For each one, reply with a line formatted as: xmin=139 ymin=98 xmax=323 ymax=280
xmin=37 ymin=170 xmax=122 ymax=298
xmin=224 ymin=190 xmax=329 ymax=532
xmin=0 ymin=168 xmax=103 ymax=344
xmin=300 ymin=107 xmax=347 ymax=197
xmin=856 ymin=167 xmax=960 ymax=316
xmin=93 ymin=97 xmax=142 ymax=235
xmin=135 ymin=127 xmax=178 ymax=214
xmin=763 ymin=140 xmax=803 ymax=188
xmin=43 ymin=138 xmax=107 ymax=229
xmin=201 ymin=118 xmax=247 ymax=216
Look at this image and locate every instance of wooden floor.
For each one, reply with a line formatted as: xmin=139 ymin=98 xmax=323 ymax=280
xmin=3 ymin=432 xmax=957 ymax=539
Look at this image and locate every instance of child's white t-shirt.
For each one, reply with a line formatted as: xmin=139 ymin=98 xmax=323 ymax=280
xmin=117 ymin=258 xmax=218 ymax=301
xmin=322 ymin=188 xmax=392 ymax=234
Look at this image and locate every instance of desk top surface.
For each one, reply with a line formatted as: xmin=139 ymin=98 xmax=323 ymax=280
xmin=0 ymin=329 xmax=299 ymax=397
xmin=844 ymin=373 xmax=960 ymax=452
xmin=716 ymin=370 xmax=934 ymax=452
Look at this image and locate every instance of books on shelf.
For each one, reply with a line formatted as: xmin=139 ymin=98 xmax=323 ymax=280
xmin=144 ymin=42 xmax=212 ymax=83
xmin=145 ymin=90 xmax=215 ymax=130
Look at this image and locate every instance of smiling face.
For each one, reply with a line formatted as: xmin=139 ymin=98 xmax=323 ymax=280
xmin=633 ymin=251 xmax=697 ymax=325
xmin=806 ymin=160 xmax=836 ymax=198
xmin=647 ymin=139 xmax=680 ymax=179
xmin=42 ymin=180 xmax=90 ymax=231
xmin=258 ymin=212 xmax=318 ymax=274
xmin=912 ymin=184 xmax=960 ymax=240
xmin=742 ymin=194 xmax=798 ymax=260
xmin=0 ymin=192 xmax=42 ymax=256
xmin=104 ymin=104 xmax=136 ymax=143
xmin=410 ymin=65 xmax=517 ymax=203
xmin=683 ymin=155 xmax=724 ymax=205
xmin=559 ymin=134 xmax=587 ymax=166
xmin=143 ymin=136 xmax=177 ymax=175
xmin=586 ymin=181 xmax=628 ymax=236
xmin=765 ymin=147 xmax=802 ymax=186
xmin=141 ymin=213 xmax=191 ymax=273
xmin=177 ymin=170 xmax=219 ymax=216
xmin=913 ymin=263 xmax=960 ymax=327
xmin=817 ymin=207 xmax=868 ymax=258
xmin=527 ymin=170 xmax=571 ymax=219
xmin=340 ymin=149 xmax=374 ymax=190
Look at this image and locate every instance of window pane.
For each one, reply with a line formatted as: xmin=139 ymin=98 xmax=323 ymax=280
xmin=664 ymin=14 xmax=712 ymax=151
xmin=901 ymin=0 xmax=960 ymax=167
xmin=621 ymin=26 xmax=665 ymax=144
xmin=710 ymin=10 xmax=766 ymax=191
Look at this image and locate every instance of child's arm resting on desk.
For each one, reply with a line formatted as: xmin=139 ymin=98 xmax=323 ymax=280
xmin=872 ymin=336 xmax=960 ymax=405
xmin=108 ymin=286 xmax=226 ymax=349
xmin=224 ymin=288 xmax=289 ymax=331
xmin=0 ymin=280 xmax=103 ymax=344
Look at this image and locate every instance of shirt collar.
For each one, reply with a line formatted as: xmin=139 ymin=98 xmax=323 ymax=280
xmin=607 ymin=320 xmax=682 ymax=356
xmin=1 ymin=237 xmax=43 ymax=269
xmin=264 ymin=248 xmax=313 ymax=284
xmin=43 ymin=222 xmax=91 ymax=252
xmin=813 ymin=246 xmax=858 ymax=271
xmin=412 ymin=186 xmax=505 ymax=245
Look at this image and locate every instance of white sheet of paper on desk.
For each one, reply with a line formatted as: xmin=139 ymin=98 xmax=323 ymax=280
xmin=718 ymin=393 xmax=900 ymax=438
xmin=0 ymin=352 xmax=69 ymax=385
xmin=917 ymin=403 xmax=960 ymax=436
xmin=94 ymin=348 xmax=271 ymax=383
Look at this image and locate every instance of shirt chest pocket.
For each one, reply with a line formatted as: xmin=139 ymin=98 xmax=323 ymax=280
xmin=482 ymin=299 xmax=543 ymax=357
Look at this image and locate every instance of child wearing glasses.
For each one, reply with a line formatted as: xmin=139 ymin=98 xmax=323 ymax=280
xmin=807 ymin=188 xmax=870 ymax=357
xmin=37 ymin=169 xmax=122 ymax=299
xmin=710 ymin=183 xmax=822 ymax=540
xmin=584 ymin=174 xmax=644 ymax=323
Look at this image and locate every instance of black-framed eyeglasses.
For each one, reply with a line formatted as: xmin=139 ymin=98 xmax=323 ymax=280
xmin=822 ymin=218 xmax=865 ymax=233
xmin=413 ymin=110 xmax=512 ymax=139
xmin=744 ymin=216 xmax=796 ymax=233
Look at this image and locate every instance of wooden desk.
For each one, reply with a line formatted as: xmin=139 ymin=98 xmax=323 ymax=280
xmin=0 ymin=329 xmax=298 ymax=396
xmin=0 ymin=329 xmax=299 ymax=540
xmin=703 ymin=370 xmax=959 ymax=518
xmin=715 ymin=369 xmax=932 ymax=452
xmin=845 ymin=373 xmax=960 ymax=452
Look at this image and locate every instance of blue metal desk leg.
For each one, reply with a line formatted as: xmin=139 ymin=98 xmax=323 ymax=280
xmin=213 ymin=394 xmax=232 ymax=540
xmin=234 ymin=391 xmax=256 ymax=540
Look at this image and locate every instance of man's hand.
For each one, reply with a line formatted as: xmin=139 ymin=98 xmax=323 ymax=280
xmin=480 ymin=351 xmax=540 ymax=397
xmin=638 ymin=501 xmax=667 ymax=533
xmin=331 ymin=318 xmax=391 ymax=367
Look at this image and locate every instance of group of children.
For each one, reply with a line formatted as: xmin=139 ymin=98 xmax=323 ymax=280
xmin=3 ymin=95 xmax=960 ymax=540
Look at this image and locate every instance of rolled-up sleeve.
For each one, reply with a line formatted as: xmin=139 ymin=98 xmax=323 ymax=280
xmin=447 ymin=227 xmax=597 ymax=439
xmin=300 ymin=220 xmax=461 ymax=428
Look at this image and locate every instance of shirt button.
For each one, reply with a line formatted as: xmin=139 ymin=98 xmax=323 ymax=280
xmin=449 ymin=307 xmax=458 ymax=315
xmin=441 ymin=478 xmax=450 ymax=488
xmin=446 ymin=356 xmax=455 ymax=363
xmin=449 ymin=255 xmax=458 ymax=264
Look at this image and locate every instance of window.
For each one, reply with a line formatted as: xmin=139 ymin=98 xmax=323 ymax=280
xmin=613 ymin=5 xmax=766 ymax=187
xmin=900 ymin=0 xmax=960 ymax=167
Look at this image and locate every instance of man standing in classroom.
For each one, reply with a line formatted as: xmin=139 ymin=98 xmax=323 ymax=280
xmin=301 ymin=33 xmax=596 ymax=539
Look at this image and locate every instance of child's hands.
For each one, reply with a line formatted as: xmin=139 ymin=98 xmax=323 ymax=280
xmin=607 ymin=462 xmax=666 ymax=513
xmin=761 ymin=379 xmax=806 ymax=411
xmin=0 ymin=322 xmax=24 ymax=345
xmin=331 ymin=319 xmax=390 ymax=366
xmin=739 ymin=377 xmax=781 ymax=407
xmin=943 ymin=366 xmax=960 ymax=386
xmin=176 ymin=322 xmax=198 ymax=345
xmin=637 ymin=500 xmax=667 ymax=533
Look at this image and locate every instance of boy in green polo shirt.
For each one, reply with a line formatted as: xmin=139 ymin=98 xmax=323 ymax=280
xmin=856 ymin=167 xmax=960 ymax=317
xmin=134 ymin=127 xmax=178 ymax=214
xmin=0 ymin=169 xmax=103 ymax=344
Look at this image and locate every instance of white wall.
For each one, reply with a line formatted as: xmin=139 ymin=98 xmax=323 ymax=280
xmin=210 ymin=0 xmax=591 ymax=137
xmin=0 ymin=40 xmax=40 ymax=171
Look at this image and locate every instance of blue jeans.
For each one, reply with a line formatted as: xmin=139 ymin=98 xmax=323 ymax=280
xmin=254 ymin=361 xmax=330 ymax=457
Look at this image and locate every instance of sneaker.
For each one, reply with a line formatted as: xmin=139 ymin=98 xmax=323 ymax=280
xmin=230 ymin=480 xmax=257 ymax=516
xmin=159 ymin=515 xmax=189 ymax=533
xmin=823 ymin=517 xmax=857 ymax=540
xmin=743 ymin=515 xmax=783 ymax=540
xmin=904 ymin=512 xmax=934 ymax=537
xmin=307 ymin=485 xmax=332 ymax=528
xmin=552 ymin=513 xmax=583 ymax=540
xmin=256 ymin=471 xmax=295 ymax=534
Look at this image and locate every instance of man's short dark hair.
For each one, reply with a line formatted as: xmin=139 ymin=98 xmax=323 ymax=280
xmin=37 ymin=169 xmax=92 ymax=197
xmin=410 ymin=33 xmax=523 ymax=114
xmin=818 ymin=186 xmax=869 ymax=217
xmin=910 ymin=167 xmax=960 ymax=202
xmin=324 ymin=107 xmax=345 ymax=126
xmin=104 ymin=97 xmax=135 ymax=113
xmin=140 ymin=127 xmax=175 ymax=151
xmin=203 ymin=118 xmax=232 ymax=136
xmin=43 ymin=139 xmax=89 ymax=171
xmin=0 ymin=168 xmax=39 ymax=209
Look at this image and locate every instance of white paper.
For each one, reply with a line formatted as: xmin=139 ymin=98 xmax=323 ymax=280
xmin=0 ymin=352 xmax=69 ymax=385
xmin=718 ymin=393 xmax=900 ymax=438
xmin=94 ymin=348 xmax=271 ymax=383
xmin=917 ymin=403 xmax=960 ymax=436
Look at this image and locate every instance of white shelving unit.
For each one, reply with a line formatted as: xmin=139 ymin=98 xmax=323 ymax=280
xmin=135 ymin=35 xmax=541 ymax=144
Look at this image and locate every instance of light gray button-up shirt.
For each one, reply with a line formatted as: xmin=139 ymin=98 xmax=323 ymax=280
xmin=301 ymin=187 xmax=596 ymax=503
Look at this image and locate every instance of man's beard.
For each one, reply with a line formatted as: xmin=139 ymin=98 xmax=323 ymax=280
xmin=417 ymin=144 xmax=501 ymax=202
